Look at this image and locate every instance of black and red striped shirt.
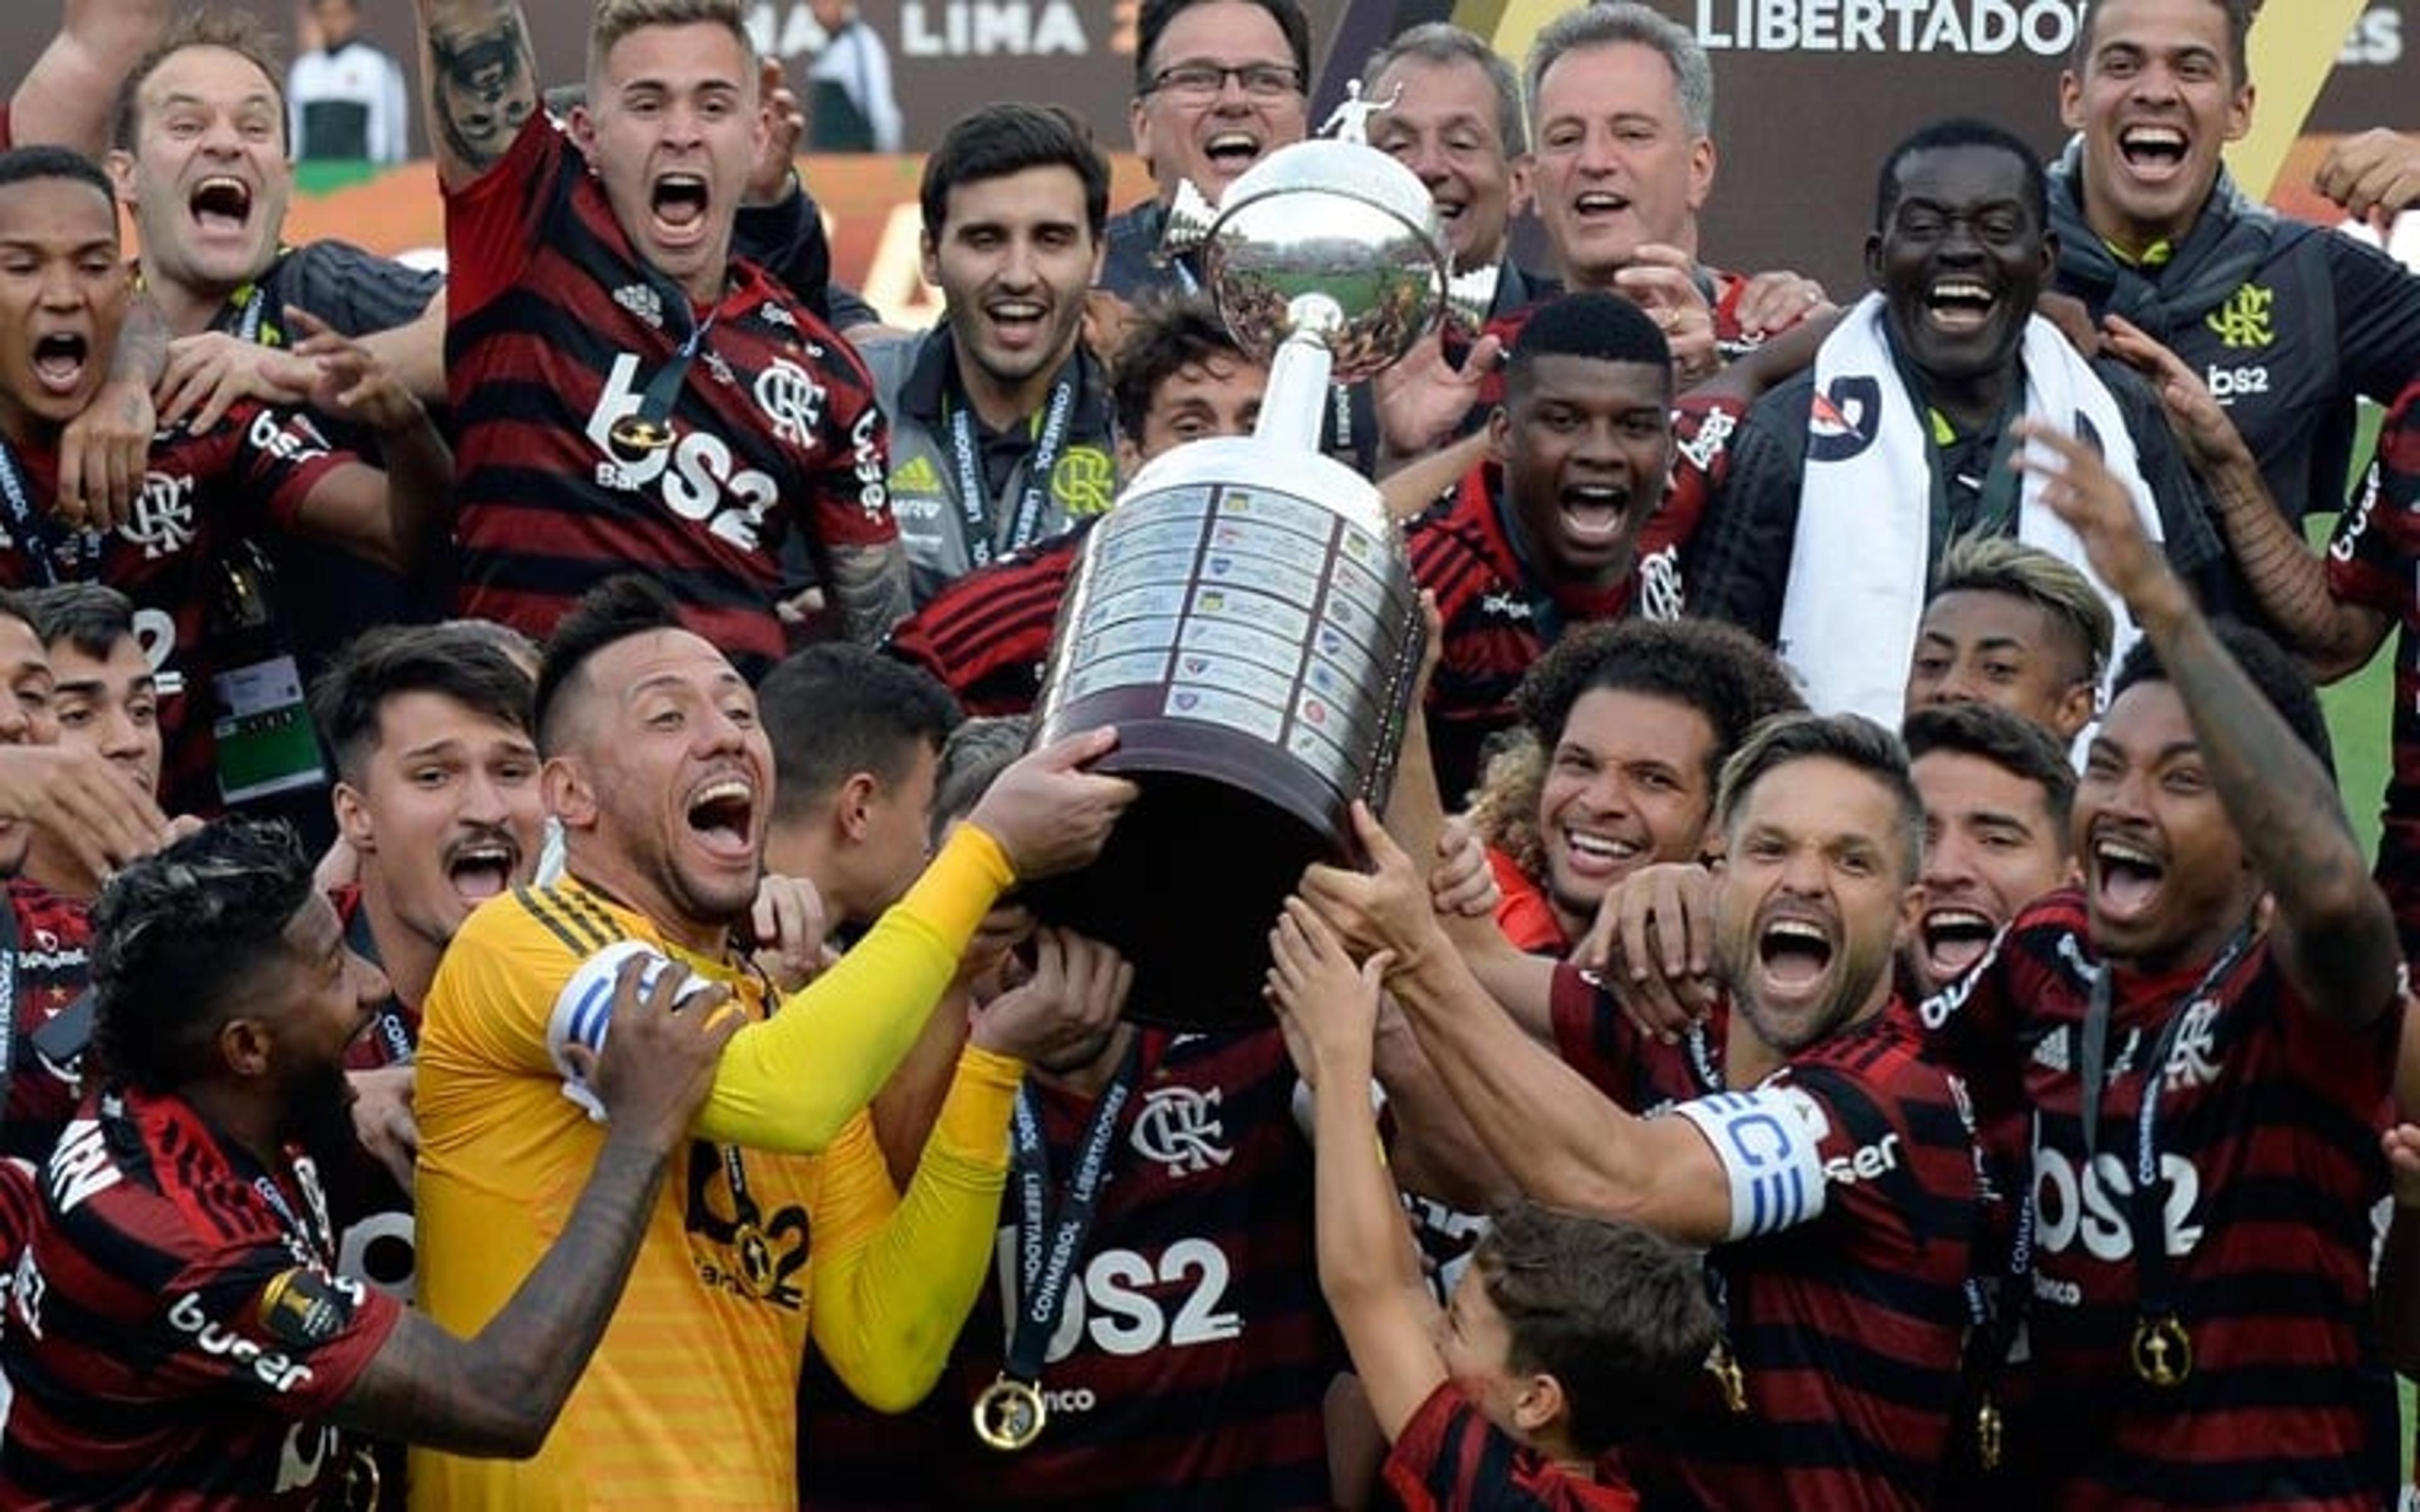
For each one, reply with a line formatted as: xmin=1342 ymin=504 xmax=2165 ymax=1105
xmin=1383 ymin=1380 xmax=1640 ymax=1511
xmin=801 ymin=1028 xmax=1337 ymax=1510
xmin=884 ymin=517 xmax=1094 ymax=718
xmin=3 ymin=409 xmax=345 ymax=816
xmin=0 ymin=1084 xmax=402 ymax=1508
xmin=2328 ymin=382 xmax=2420 ymax=957
xmin=1917 ymin=889 xmax=2401 ymax=1508
xmin=445 ymin=115 xmax=898 ymax=674
xmin=1410 ymin=399 xmax=1732 ymax=806
xmin=0 ymin=879 xmax=94 ymax=1170
xmin=1552 ymin=973 xmax=1978 ymax=1509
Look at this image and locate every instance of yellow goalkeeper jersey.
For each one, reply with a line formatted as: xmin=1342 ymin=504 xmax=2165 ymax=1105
xmin=410 ymin=828 xmax=1020 ymax=1508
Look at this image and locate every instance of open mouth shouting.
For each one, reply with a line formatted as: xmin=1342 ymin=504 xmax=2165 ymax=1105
xmin=444 ymin=833 xmax=522 ymax=907
xmin=1918 ymin=905 xmax=1997 ymax=982
xmin=1558 ymin=481 xmax=1632 ymax=554
xmin=650 ymin=172 xmax=712 ymax=250
xmin=2116 ymin=124 xmax=2189 ymax=186
xmin=684 ymin=772 xmax=758 ymax=866
xmin=188 ymin=175 xmax=253 ymax=241
xmin=28 ymin=329 xmax=89 ymax=401
xmin=1756 ymin=911 xmax=1836 ymax=1000
xmin=2089 ymin=831 xmax=2166 ymax=928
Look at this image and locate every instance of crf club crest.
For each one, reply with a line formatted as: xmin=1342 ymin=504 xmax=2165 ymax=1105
xmin=1807 ymin=376 xmax=1883 ymax=463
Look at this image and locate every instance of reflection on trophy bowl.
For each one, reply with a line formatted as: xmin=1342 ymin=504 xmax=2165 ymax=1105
xmin=1178 ymin=138 xmax=1451 ymax=384
xmin=1023 ymin=437 xmax=1426 ymax=1028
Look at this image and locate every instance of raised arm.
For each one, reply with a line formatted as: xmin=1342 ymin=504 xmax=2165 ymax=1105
xmin=2017 ymin=420 xmax=2402 ymax=1025
xmin=329 ymin=956 xmax=737 ymax=1456
xmin=2101 ymin=314 xmax=2388 ymax=679
xmin=1300 ymin=804 xmax=1734 ymax=1243
xmin=1267 ymin=899 xmax=1446 ymax=1440
xmin=10 ymin=0 xmax=173 ymax=156
xmin=414 ymin=0 xmax=543 ymax=192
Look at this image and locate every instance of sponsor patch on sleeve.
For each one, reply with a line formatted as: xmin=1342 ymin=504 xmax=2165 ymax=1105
xmin=256 ymin=1266 xmax=357 ymax=1349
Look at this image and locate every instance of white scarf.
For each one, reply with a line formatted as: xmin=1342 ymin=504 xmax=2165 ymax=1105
xmin=1775 ymin=292 xmax=2158 ymax=726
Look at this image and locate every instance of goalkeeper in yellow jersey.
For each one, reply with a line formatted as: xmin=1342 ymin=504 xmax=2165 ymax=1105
xmin=411 ymin=577 xmax=1135 ymax=1509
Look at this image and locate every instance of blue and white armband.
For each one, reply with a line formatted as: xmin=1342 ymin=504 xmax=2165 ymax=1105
xmin=1671 ymin=1085 xmax=1832 ymax=1240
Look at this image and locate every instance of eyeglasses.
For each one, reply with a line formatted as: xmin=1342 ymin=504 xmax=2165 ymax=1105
xmin=1145 ymin=62 xmax=1305 ymax=101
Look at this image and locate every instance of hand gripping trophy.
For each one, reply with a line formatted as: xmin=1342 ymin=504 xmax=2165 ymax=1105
xmin=1018 ymin=95 xmax=1493 ymax=1029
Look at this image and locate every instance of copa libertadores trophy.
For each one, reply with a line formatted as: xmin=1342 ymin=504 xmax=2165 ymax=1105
xmin=1023 ymin=91 xmax=1492 ymax=1028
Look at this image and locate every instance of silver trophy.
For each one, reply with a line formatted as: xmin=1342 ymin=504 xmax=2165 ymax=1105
xmin=1025 ymin=114 xmax=1490 ymax=1028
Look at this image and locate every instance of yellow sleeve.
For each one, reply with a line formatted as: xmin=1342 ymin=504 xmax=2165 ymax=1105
xmin=695 ymin=823 xmax=1015 ymax=1152
xmin=811 ymin=1043 xmax=1022 ymax=1413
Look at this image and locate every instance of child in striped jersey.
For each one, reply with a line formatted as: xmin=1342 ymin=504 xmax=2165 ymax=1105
xmin=1267 ymin=897 xmax=1715 ymax=1512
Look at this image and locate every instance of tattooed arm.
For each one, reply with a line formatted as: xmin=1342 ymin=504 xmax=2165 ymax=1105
xmin=826 ymin=541 xmax=914 ymax=644
xmin=326 ymin=956 xmax=737 ymax=1457
xmin=2019 ymin=421 xmax=2402 ymax=1028
xmin=415 ymin=0 xmax=543 ymax=193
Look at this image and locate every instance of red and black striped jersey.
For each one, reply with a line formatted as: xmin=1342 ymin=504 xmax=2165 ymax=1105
xmin=0 ymin=1083 xmax=402 ymax=1508
xmin=4 ymin=409 xmax=346 ymax=816
xmin=1548 ymin=960 xmax=1726 ymax=1117
xmin=321 ymin=885 xmax=419 ymax=1313
xmin=1552 ymin=982 xmax=1976 ymax=1510
xmin=2329 ymin=382 xmax=2420 ymax=957
xmin=444 ymin=115 xmax=897 ymax=676
xmin=1383 ymin=1381 xmax=1640 ymax=1511
xmin=1409 ymin=398 xmax=1732 ymax=807
xmin=0 ymin=879 xmax=94 ymax=1170
xmin=1916 ymin=889 xmax=2402 ymax=1507
xmin=884 ymin=516 xmax=1094 ymax=718
xmin=801 ymin=1028 xmax=1337 ymax=1511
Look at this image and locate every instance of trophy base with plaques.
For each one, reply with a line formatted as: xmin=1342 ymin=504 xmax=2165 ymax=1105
xmin=1027 ymin=438 xmax=1424 ymax=1027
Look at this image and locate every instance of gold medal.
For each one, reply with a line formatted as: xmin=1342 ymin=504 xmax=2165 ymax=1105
xmin=1975 ymin=1395 xmax=2003 ymax=1472
xmin=342 ymin=1443 xmax=382 ymax=1512
xmin=972 ymin=1375 xmax=1047 ymax=1452
xmin=609 ymin=415 xmax=675 ymax=457
xmin=2128 ymin=1314 xmax=2192 ymax=1388
xmin=734 ymin=1221 xmax=778 ymax=1299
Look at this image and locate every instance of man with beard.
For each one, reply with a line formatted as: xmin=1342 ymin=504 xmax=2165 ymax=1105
xmin=2050 ymin=0 xmax=2420 ymax=529
xmin=412 ymin=0 xmax=911 ymax=664
xmin=1905 ymin=536 xmax=2115 ymax=748
xmin=413 ymin=576 xmax=1136 ymax=1504
xmin=1298 ymin=714 xmax=1981 ymax=1509
xmin=1916 ymin=417 xmax=2405 ymax=1506
xmin=865 ymin=105 xmax=1118 ymax=605
xmin=1693 ymin=117 xmax=2227 ymax=725
xmin=0 ymin=817 xmax=744 ymax=1507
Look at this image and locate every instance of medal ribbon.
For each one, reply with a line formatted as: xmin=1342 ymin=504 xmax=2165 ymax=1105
xmin=947 ymin=360 xmax=1080 ymax=572
xmin=2075 ymin=914 xmax=2256 ymax=1382
xmin=1005 ymin=1036 xmax=1145 ymax=1387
